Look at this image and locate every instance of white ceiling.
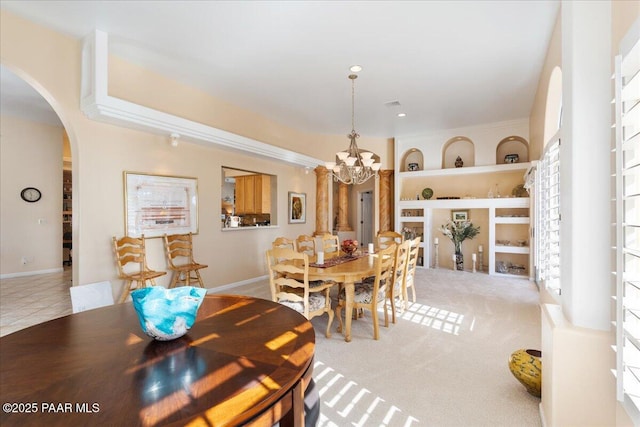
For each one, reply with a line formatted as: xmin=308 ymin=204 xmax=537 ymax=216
xmin=1 ymin=0 xmax=559 ymax=138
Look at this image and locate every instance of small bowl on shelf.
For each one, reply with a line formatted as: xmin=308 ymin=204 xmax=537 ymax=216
xmin=496 ymin=240 xmax=510 ymax=246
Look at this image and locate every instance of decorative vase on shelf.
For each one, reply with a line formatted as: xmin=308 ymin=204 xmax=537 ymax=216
xmin=455 ymin=156 xmax=464 ymax=168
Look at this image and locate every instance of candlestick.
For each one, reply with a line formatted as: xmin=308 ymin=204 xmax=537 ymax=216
xmin=478 ymin=245 xmax=483 ymax=252
xmin=434 ymin=237 xmax=439 ymax=245
xmin=472 ymin=253 xmax=477 ymax=261
xmin=478 ymin=248 xmax=484 ymax=272
xmin=434 ymin=242 xmax=439 ymax=269
xmin=452 ymin=254 xmax=456 ymax=271
xmin=472 ymin=253 xmax=477 ymax=273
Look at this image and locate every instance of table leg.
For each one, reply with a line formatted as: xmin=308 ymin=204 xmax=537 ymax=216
xmin=343 ymin=281 xmax=354 ymax=342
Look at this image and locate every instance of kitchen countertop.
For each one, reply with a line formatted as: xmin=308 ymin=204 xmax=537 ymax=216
xmin=221 ymin=225 xmax=279 ymax=231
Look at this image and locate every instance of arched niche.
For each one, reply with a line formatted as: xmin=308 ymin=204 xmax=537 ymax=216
xmin=496 ymin=136 xmax=529 ymax=164
xmin=400 ymin=148 xmax=424 ymax=172
xmin=442 ymin=136 xmax=475 ymax=169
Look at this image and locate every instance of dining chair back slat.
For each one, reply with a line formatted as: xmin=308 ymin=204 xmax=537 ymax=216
xmin=112 ymin=234 xmax=166 ymax=303
xmin=377 ymin=230 xmax=403 ymax=250
xmin=296 ymin=235 xmax=316 ymax=257
xmin=272 ymin=237 xmax=295 ymax=250
xmin=163 ymin=233 xmax=208 ymax=289
xmin=266 ymin=247 xmax=334 ymax=337
xmin=335 ymin=244 xmax=396 ymax=340
xmin=388 ymin=240 xmax=412 ymax=323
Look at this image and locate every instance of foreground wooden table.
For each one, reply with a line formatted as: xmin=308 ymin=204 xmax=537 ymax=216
xmin=0 ymin=295 xmax=315 ymax=427
xmin=307 ymin=254 xmax=377 ymax=342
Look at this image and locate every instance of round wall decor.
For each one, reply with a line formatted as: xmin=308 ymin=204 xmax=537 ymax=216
xmin=20 ymin=187 xmax=42 ymax=203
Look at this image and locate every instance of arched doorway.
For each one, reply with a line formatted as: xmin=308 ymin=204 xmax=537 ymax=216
xmin=0 ymin=64 xmax=76 ymax=283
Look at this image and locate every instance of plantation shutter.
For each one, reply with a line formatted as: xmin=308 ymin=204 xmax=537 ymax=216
xmin=536 ymin=138 xmax=561 ymax=294
xmin=615 ymin=25 xmax=640 ymax=421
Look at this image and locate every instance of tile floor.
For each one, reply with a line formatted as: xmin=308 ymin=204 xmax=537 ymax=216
xmin=0 ymin=268 xmax=73 ymax=337
xmin=0 ymin=269 xmax=273 ymax=337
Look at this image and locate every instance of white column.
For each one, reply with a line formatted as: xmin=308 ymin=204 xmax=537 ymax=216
xmin=561 ymin=0 xmax=611 ymax=330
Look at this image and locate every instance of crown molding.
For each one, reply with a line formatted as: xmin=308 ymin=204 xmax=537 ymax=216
xmin=80 ymin=30 xmax=322 ymax=168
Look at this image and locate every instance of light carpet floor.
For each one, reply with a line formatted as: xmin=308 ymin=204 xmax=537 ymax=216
xmin=228 ymin=268 xmax=542 ymax=427
xmin=1 ymin=267 xmax=541 ymax=426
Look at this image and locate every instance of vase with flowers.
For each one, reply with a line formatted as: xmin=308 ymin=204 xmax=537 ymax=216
xmin=439 ymin=220 xmax=480 ymax=270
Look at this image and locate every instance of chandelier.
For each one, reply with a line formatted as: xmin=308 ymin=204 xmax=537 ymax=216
xmin=325 ymin=74 xmax=380 ymax=185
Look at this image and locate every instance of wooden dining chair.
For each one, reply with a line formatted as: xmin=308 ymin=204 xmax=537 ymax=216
xmin=335 ymin=245 xmax=396 ymax=340
xmin=163 ymin=233 xmax=208 ymax=288
xmin=112 ymin=235 xmax=166 ymax=303
xmin=377 ymin=230 xmax=404 ymax=250
xmin=266 ymin=247 xmax=334 ymax=338
xmin=388 ymin=239 xmax=412 ymax=324
xmin=321 ymin=233 xmax=340 ymax=258
xmin=296 ymin=234 xmax=316 ymax=257
xmin=403 ymin=236 xmax=422 ymax=306
xmin=272 ymin=236 xmax=295 ymax=250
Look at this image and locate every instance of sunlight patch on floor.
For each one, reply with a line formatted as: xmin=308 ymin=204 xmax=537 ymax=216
xmin=314 ymin=360 xmax=419 ymax=427
xmin=400 ymin=301 xmax=465 ymax=335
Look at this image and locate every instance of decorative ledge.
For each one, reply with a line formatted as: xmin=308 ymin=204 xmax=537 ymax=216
xmin=80 ymin=30 xmax=322 ymax=169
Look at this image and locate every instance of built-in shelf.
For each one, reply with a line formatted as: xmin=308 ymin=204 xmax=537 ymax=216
xmin=495 ymin=216 xmax=530 ymax=224
xmin=398 ymin=197 xmax=529 ymax=209
xmin=398 ymin=162 xmax=531 ymax=178
xmin=495 ymin=245 xmax=530 ymax=254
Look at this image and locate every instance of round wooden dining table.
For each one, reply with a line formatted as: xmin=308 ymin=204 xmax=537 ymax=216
xmin=0 ymin=295 xmax=315 ymax=427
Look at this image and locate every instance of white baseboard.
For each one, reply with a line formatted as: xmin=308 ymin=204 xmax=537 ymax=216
xmin=539 ymin=402 xmax=547 ymax=427
xmin=207 ymin=275 xmax=268 ymax=294
xmin=0 ymin=267 xmax=64 ymax=279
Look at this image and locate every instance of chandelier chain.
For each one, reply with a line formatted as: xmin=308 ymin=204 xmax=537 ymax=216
xmin=325 ymin=73 xmax=380 ymax=185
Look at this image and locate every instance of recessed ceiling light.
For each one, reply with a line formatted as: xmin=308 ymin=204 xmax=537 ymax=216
xmin=349 ymin=65 xmax=362 ymax=72
xmin=397 ymin=113 xmax=407 ymax=118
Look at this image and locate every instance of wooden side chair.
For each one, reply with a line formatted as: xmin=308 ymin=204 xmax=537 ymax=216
xmin=296 ymin=234 xmax=316 ymax=257
xmin=321 ymin=233 xmax=340 ymax=259
xmin=388 ymin=240 xmax=411 ymax=324
xmin=335 ymin=245 xmax=396 ymax=340
xmin=163 ymin=233 xmax=208 ymax=288
xmin=266 ymin=248 xmax=334 ymax=338
xmin=403 ymin=236 xmax=422 ymax=306
xmin=377 ymin=230 xmax=404 ymax=250
xmin=272 ymin=237 xmax=295 ymax=250
xmin=112 ymin=235 xmax=166 ymax=303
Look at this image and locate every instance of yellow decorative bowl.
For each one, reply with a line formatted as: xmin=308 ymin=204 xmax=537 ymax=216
xmin=508 ymin=349 xmax=542 ymax=397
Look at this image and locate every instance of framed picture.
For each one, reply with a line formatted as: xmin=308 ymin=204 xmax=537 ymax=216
xmin=288 ymin=192 xmax=306 ymax=224
xmin=452 ymin=210 xmax=468 ymax=222
xmin=124 ymin=172 xmax=198 ymax=238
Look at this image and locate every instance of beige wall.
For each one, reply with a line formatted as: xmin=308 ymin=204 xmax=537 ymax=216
xmin=0 ymin=11 xmax=360 ymax=287
xmin=529 ymin=11 xmax=562 ymax=161
xmin=0 ymin=115 xmax=63 ymax=274
xmin=108 ymin=56 xmax=395 ymax=169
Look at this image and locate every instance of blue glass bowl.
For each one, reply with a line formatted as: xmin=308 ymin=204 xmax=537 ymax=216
xmin=131 ymin=286 xmax=207 ymax=341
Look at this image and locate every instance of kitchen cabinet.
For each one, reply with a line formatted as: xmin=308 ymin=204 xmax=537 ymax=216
xmin=235 ymin=175 xmax=271 ymax=214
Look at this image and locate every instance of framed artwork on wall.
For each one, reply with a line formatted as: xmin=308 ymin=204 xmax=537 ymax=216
xmin=452 ymin=210 xmax=469 ymax=222
xmin=124 ymin=172 xmax=198 ymax=238
xmin=288 ymin=192 xmax=306 ymax=224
